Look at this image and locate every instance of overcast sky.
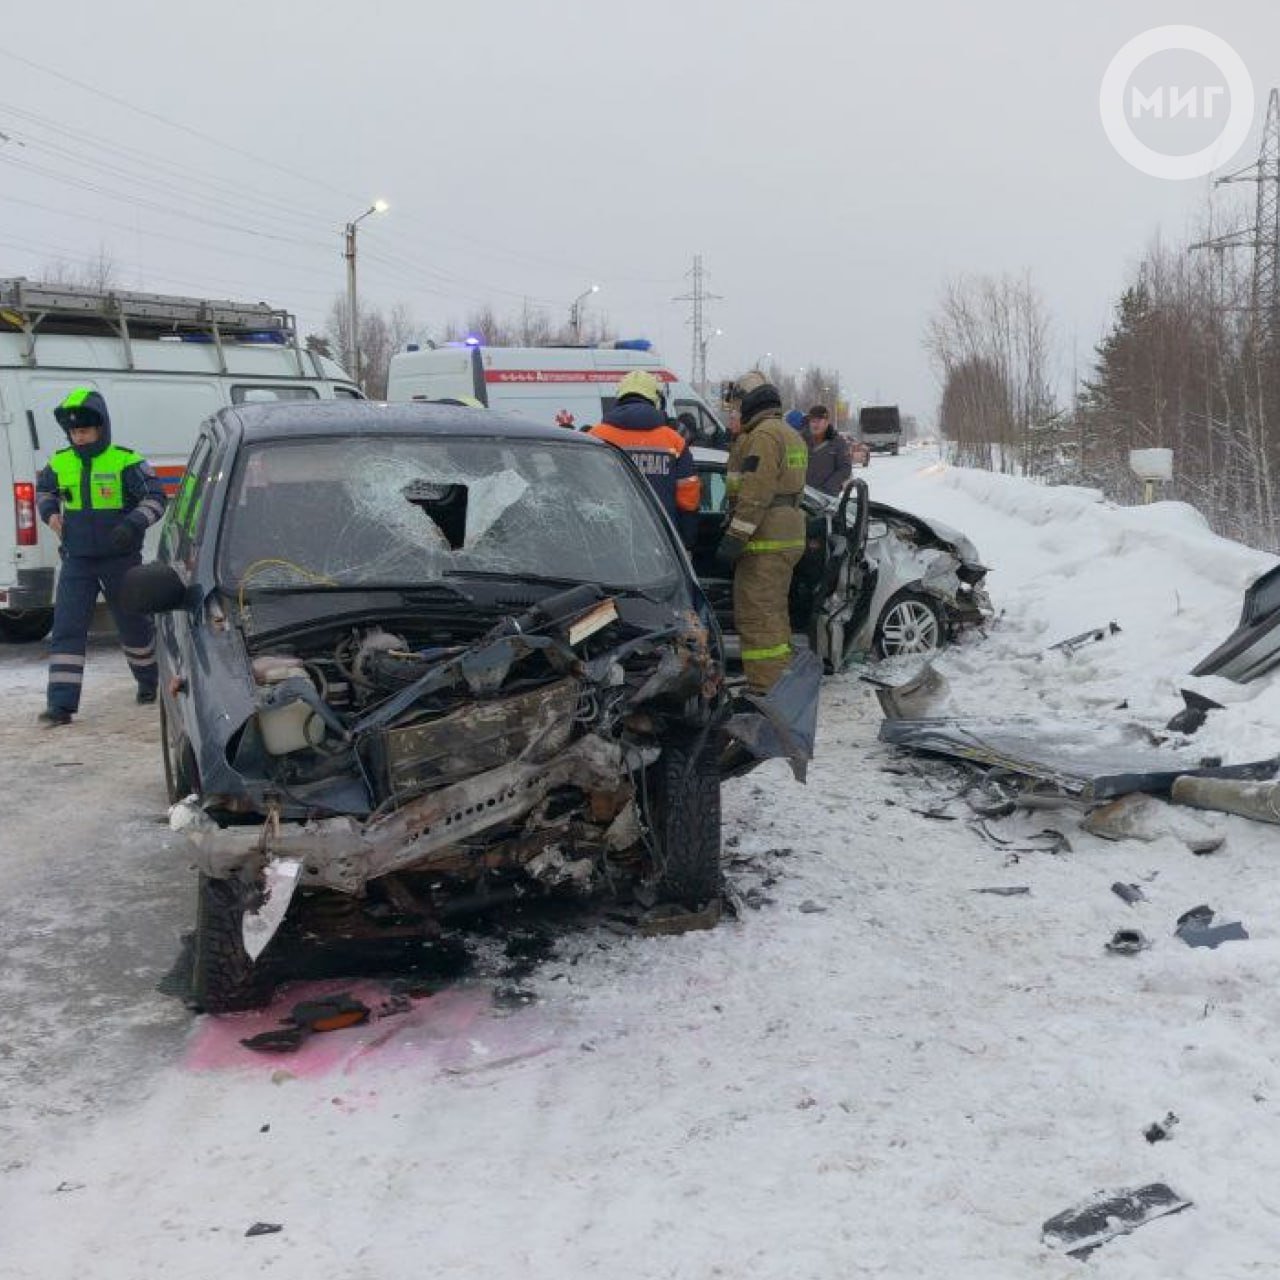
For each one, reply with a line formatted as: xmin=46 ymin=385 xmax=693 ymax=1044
xmin=2 ymin=0 xmax=1278 ymax=422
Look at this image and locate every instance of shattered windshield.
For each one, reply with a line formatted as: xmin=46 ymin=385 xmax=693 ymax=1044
xmin=219 ymin=436 xmax=680 ymax=592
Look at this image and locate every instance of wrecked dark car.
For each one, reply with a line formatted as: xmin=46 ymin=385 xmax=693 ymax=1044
xmin=690 ymin=448 xmax=993 ymax=668
xmin=125 ymin=403 xmax=809 ymax=1011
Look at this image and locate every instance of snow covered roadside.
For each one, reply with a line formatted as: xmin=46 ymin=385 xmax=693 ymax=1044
xmin=4 ymin=457 xmax=1280 ymax=1278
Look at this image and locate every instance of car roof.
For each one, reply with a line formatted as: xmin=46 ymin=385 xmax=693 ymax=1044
xmin=225 ymin=400 xmax=601 ymax=445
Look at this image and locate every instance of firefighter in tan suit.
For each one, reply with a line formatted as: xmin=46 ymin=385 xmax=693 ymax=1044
xmin=717 ymin=371 xmax=809 ymax=693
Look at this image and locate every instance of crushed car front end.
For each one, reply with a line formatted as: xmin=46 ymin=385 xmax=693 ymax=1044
xmin=142 ymin=405 xmax=803 ymax=1009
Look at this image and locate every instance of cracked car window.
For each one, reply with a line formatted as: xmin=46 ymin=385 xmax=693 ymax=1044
xmin=220 ymin=436 xmax=678 ymax=590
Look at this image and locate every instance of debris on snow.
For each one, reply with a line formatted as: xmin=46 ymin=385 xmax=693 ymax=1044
xmin=1112 ymin=881 xmax=1146 ymax=906
xmin=239 ymin=1028 xmax=307 ymax=1054
xmin=288 ymin=994 xmax=371 ymax=1033
xmin=245 ymin=1222 xmax=284 ymax=1238
xmin=1105 ymin=929 xmax=1151 ymax=956
xmin=1084 ymin=792 xmax=1225 ymax=852
xmin=1048 ymin=620 xmax=1121 ymax=656
xmin=861 ymin=659 xmax=951 ymax=719
xmin=1172 ymin=774 xmax=1280 ymax=828
xmin=1042 ymin=1183 xmax=1192 ymax=1258
xmin=1165 ymin=688 xmax=1224 ymax=736
xmin=1144 ymin=1112 xmax=1180 ymax=1144
xmin=1175 ymin=905 xmax=1249 ymax=949
xmin=880 ymin=715 xmax=1279 ymax=801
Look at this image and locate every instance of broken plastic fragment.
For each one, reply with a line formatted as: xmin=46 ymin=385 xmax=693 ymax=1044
xmin=1144 ymin=1112 xmax=1179 ymax=1143
xmin=288 ymin=993 xmax=370 ymax=1032
xmin=1105 ymin=929 xmax=1150 ymax=955
xmin=1111 ymin=881 xmax=1145 ymax=906
xmin=240 ymin=1027 xmax=308 ymax=1054
xmin=1042 ymin=1183 xmax=1191 ymax=1258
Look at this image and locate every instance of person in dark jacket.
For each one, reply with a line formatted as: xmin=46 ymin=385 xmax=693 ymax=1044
xmin=588 ymin=371 xmax=701 ymax=542
xmin=803 ymin=404 xmax=852 ymax=497
xmin=34 ymin=388 xmax=168 ymax=726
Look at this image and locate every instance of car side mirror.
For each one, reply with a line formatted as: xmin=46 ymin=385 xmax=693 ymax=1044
xmin=121 ymin=562 xmax=188 ymax=615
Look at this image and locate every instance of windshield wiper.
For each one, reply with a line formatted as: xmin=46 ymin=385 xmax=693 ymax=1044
xmin=443 ymin=570 xmax=587 ymax=587
xmin=239 ymin=581 xmax=475 ymax=602
xmin=443 ymin=570 xmax=669 ymax=601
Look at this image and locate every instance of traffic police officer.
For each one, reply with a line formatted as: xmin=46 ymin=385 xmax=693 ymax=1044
xmin=717 ymin=371 xmax=808 ymax=694
xmin=35 ymin=388 xmax=168 ymax=725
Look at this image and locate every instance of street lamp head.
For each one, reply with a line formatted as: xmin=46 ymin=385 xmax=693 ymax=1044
xmin=373 ymin=199 xmax=389 ymax=214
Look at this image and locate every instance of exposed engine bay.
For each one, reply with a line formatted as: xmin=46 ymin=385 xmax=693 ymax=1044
xmin=174 ymin=583 xmax=752 ymax=915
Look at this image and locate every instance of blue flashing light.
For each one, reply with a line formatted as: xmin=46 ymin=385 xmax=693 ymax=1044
xmin=613 ymin=338 xmax=653 ymax=351
xmin=464 ymin=334 xmax=483 ymax=347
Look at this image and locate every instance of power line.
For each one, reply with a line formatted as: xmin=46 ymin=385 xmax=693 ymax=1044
xmin=0 ymin=44 xmax=365 ymax=206
xmin=0 ymin=101 xmax=338 ymax=234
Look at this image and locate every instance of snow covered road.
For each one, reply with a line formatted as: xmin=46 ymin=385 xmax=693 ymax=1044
xmin=4 ymin=454 xmax=1280 ymax=1278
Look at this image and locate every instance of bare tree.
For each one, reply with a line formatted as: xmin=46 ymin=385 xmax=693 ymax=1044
xmin=925 ymin=272 xmax=1059 ymax=473
xmin=324 ymin=295 xmax=429 ymax=396
xmin=39 ymin=244 xmax=121 ymax=292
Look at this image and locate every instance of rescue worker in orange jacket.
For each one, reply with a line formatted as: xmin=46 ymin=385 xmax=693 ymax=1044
xmin=717 ymin=371 xmax=809 ymax=693
xmin=588 ymin=371 xmax=700 ymax=543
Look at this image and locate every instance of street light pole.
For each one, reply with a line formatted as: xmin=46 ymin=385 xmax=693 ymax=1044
xmin=569 ymin=284 xmax=600 ymax=344
xmin=343 ymin=199 xmax=388 ymax=387
xmin=699 ymin=328 xmax=723 ymax=396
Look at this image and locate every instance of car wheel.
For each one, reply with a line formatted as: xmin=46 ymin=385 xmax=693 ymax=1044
xmin=0 ymin=608 xmax=54 ymax=643
xmin=874 ymin=591 xmax=946 ymax=659
xmin=650 ymin=734 xmax=723 ymax=909
xmin=192 ymin=872 xmax=275 ymax=1013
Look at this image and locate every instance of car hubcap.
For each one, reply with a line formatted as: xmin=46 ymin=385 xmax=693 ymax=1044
xmin=880 ymin=600 xmax=941 ymax=656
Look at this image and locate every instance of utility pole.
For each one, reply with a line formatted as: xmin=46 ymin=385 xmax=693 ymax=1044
xmin=342 ymin=200 xmax=388 ymax=387
xmin=674 ymin=254 xmax=722 ymax=396
xmin=1190 ymin=88 xmax=1280 ymax=348
xmin=569 ymin=284 xmax=600 ymax=344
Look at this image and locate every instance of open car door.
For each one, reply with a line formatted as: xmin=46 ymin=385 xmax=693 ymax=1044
xmin=809 ymin=477 xmax=872 ymax=672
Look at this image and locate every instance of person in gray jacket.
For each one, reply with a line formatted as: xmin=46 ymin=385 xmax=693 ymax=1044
xmin=803 ymin=405 xmax=852 ymax=497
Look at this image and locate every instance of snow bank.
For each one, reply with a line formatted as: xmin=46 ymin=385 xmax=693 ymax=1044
xmin=5 ymin=455 xmax=1280 ymax=1279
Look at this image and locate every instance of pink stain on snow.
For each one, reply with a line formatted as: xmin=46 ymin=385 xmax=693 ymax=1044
xmin=183 ymin=978 xmax=559 ymax=1081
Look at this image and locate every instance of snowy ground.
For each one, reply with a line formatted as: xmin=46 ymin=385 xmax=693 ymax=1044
xmin=4 ymin=452 xmax=1280 ymax=1278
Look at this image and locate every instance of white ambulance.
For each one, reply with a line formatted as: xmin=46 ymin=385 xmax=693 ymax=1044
xmin=0 ymin=280 xmax=359 ymax=641
xmin=385 ymin=342 xmax=728 ymax=443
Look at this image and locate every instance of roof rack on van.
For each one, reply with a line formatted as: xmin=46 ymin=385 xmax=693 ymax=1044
xmin=0 ymin=278 xmax=308 ymax=375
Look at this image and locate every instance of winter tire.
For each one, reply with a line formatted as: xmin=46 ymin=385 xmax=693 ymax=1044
xmin=0 ymin=608 xmax=54 ymax=643
xmin=192 ymin=872 xmax=274 ymax=1013
xmin=874 ymin=590 xmax=946 ymax=659
xmin=650 ymin=735 xmax=723 ymax=909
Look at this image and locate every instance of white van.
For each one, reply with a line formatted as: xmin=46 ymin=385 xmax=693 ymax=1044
xmin=0 ymin=280 xmax=359 ymax=641
xmin=385 ymin=343 xmax=728 ymax=443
